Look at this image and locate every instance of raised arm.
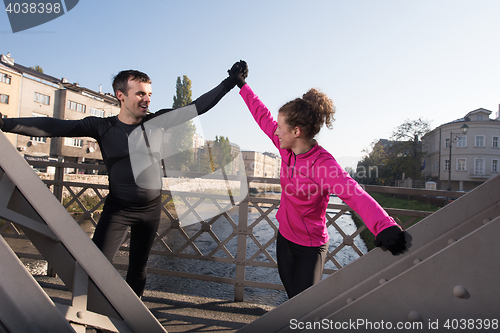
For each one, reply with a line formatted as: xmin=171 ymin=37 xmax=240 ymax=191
xmin=228 ymin=60 xmax=281 ymax=148
xmin=0 ymin=114 xmax=98 ymax=138
xmin=238 ymin=84 xmax=281 ymax=149
xmin=144 ymin=60 xmax=247 ymax=129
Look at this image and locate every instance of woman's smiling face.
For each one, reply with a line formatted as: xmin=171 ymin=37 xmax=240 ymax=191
xmin=274 ymin=112 xmax=296 ymax=150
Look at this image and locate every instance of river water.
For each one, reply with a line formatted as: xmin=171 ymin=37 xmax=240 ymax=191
xmin=145 ymin=195 xmax=367 ymax=306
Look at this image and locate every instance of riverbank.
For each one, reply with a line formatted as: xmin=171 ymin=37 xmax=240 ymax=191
xmin=352 ymin=192 xmax=443 ymax=250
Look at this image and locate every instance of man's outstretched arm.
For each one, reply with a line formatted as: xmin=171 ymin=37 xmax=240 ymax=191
xmin=0 ymin=116 xmax=90 ymax=137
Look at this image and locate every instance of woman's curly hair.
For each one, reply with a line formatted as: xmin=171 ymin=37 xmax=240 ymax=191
xmin=279 ymin=88 xmax=336 ymax=140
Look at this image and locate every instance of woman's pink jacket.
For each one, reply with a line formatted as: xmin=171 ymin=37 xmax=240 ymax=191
xmin=240 ymin=84 xmax=399 ymax=247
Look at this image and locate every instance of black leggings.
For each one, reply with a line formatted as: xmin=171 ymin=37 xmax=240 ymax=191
xmin=92 ymin=196 xmax=161 ymax=297
xmin=276 ymin=231 xmax=328 ymax=299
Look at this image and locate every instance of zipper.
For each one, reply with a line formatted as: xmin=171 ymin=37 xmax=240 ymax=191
xmin=290 ymin=152 xmax=297 ymax=178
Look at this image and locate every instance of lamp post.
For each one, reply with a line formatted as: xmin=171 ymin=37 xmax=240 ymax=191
xmin=447 ymin=123 xmax=469 ymax=191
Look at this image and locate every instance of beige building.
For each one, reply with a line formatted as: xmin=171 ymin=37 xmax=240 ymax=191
xmin=0 ymin=53 xmax=120 ymax=171
xmin=242 ymin=150 xmax=281 ymax=178
xmin=56 ymin=82 xmax=120 ymax=164
xmin=0 ymin=55 xmax=22 ymax=146
xmin=422 ymin=108 xmax=500 ymax=191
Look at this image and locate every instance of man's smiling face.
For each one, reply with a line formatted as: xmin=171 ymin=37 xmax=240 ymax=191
xmin=118 ymin=79 xmax=152 ymax=121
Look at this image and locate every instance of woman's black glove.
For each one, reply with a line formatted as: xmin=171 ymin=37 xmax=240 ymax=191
xmin=374 ymin=226 xmax=407 ymax=255
xmin=227 ymin=60 xmax=248 ymax=88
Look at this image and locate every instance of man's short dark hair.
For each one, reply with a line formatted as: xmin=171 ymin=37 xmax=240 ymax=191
xmin=112 ymin=70 xmax=151 ymax=105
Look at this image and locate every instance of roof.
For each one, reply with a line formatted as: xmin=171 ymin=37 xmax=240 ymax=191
xmin=0 ymin=61 xmax=21 ymax=75
xmin=0 ymin=55 xmax=61 ymax=85
xmin=62 ymin=82 xmax=119 ymax=105
xmin=0 ymin=53 xmax=118 ymax=105
xmin=465 ymin=108 xmax=492 ymax=118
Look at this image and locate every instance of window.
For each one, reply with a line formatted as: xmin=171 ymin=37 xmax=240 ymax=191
xmin=1 ymin=73 xmax=11 ymax=84
xmin=474 ymin=158 xmax=485 ymax=175
xmin=64 ymin=138 xmax=83 ymax=147
xmin=34 ymin=92 xmax=50 ymax=105
xmin=30 ymin=112 xmax=47 ymax=143
xmin=492 ymin=160 xmax=499 ymax=173
xmin=444 ymin=159 xmax=450 ymax=171
xmin=30 ymin=136 xmax=47 ymax=143
xmin=87 ymin=140 xmax=100 ymax=152
xmin=475 ymin=135 xmax=485 ymax=147
xmin=477 ymin=114 xmax=484 ymax=121
xmin=457 ymin=158 xmax=466 ymax=171
xmin=493 ymin=136 xmax=499 ymax=148
xmin=0 ymin=94 xmax=9 ymax=104
xmin=445 ymin=138 xmax=451 ymax=149
xmin=89 ymin=107 xmax=105 ymax=117
xmin=67 ymin=100 xmax=86 ymax=113
xmin=457 ymin=136 xmax=467 ymax=148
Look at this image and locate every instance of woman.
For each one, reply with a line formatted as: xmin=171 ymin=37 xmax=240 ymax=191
xmin=231 ymin=63 xmax=406 ymax=299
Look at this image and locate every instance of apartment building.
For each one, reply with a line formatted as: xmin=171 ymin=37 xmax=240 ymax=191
xmin=0 ymin=53 xmax=120 ymax=170
xmin=0 ymin=56 xmax=22 ymax=146
xmin=242 ymin=150 xmax=281 ymax=178
xmin=422 ymin=108 xmax=500 ymax=191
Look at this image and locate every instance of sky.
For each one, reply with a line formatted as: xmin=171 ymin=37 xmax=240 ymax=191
xmin=2 ymin=0 xmax=500 ymax=169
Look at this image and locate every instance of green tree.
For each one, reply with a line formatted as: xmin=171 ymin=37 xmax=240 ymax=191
xmin=356 ymin=119 xmax=431 ymax=185
xmin=29 ymin=65 xmax=43 ymax=73
xmin=165 ymin=75 xmax=196 ymax=171
xmin=196 ymin=136 xmax=236 ymax=174
xmin=389 ymin=118 xmax=430 ymax=180
xmin=173 ymin=75 xmax=192 ymax=108
xmin=356 ymin=139 xmax=391 ymax=185
xmin=213 ymin=136 xmax=232 ymax=170
xmin=196 ymin=146 xmax=213 ymax=173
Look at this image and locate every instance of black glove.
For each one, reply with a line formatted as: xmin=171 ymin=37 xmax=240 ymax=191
xmin=374 ymin=226 xmax=407 ymax=255
xmin=227 ymin=60 xmax=248 ymax=88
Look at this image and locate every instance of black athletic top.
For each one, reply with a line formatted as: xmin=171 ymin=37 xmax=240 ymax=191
xmin=2 ymin=80 xmax=233 ymax=205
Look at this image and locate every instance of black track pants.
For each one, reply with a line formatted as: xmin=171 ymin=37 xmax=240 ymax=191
xmin=276 ymin=231 xmax=328 ymax=299
xmin=92 ymin=197 xmax=161 ymax=297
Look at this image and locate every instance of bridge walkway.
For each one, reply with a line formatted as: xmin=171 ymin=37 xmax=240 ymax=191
xmin=34 ymin=274 xmax=273 ymax=333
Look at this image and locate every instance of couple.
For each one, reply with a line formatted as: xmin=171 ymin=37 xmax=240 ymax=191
xmin=0 ymin=60 xmax=406 ymax=300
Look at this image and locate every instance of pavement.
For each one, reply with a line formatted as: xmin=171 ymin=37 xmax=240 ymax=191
xmin=5 ymin=231 xmax=276 ymax=333
xmin=35 ymin=275 xmax=275 ymax=333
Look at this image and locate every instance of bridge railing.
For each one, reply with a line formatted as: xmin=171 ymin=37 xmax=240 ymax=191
xmin=0 ymin=160 xmax=465 ymax=301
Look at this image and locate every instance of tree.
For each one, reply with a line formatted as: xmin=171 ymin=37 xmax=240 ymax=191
xmin=196 ymin=146 xmax=213 ymax=173
xmin=356 ymin=139 xmax=391 ymax=185
xmin=391 ymin=118 xmax=431 ymax=142
xmin=29 ymin=65 xmax=43 ymax=73
xmin=212 ymin=136 xmax=232 ymax=171
xmin=194 ymin=136 xmax=238 ymax=174
xmin=173 ymin=75 xmax=192 ymax=108
xmin=356 ymin=119 xmax=431 ymax=185
xmin=164 ymin=75 xmax=196 ymax=171
xmin=389 ymin=118 xmax=431 ymax=180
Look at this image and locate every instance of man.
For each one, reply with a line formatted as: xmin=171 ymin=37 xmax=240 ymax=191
xmin=0 ymin=61 xmax=248 ymax=297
